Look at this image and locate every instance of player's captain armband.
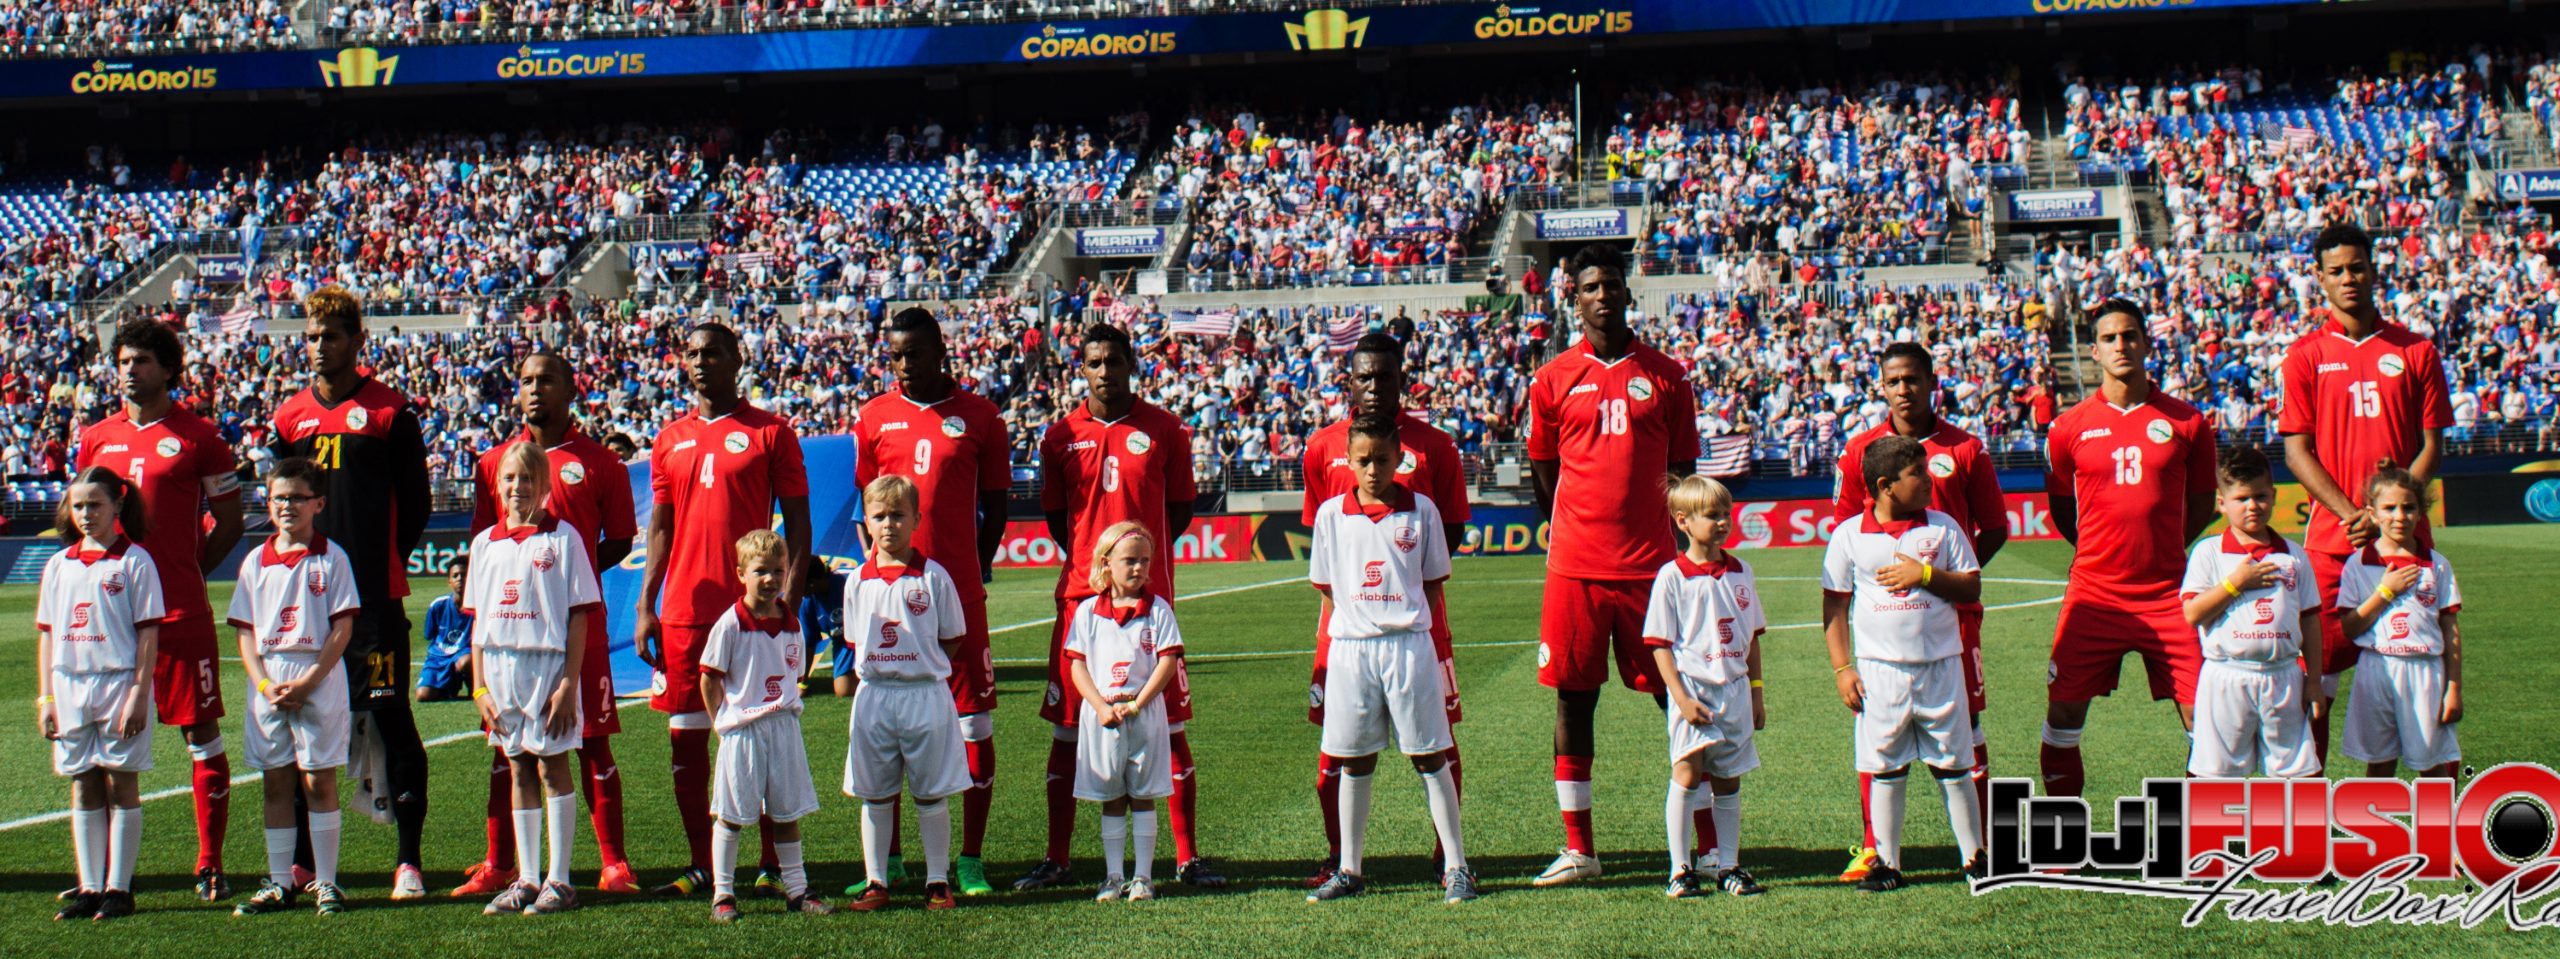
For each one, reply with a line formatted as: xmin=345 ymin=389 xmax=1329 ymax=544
xmin=205 ymin=472 xmax=242 ymax=498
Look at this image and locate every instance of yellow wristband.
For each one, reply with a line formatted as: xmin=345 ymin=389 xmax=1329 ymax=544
xmin=1922 ymin=564 xmax=1934 ymax=587
xmin=2222 ymin=578 xmax=2242 ymax=597
xmin=1749 ymin=680 xmax=1764 ymax=689
xmin=472 ymin=687 xmax=492 ymax=700
xmin=1833 ymin=662 xmax=1855 ymax=675
xmin=2376 ymin=584 xmax=2397 ymax=604
xmin=256 ymin=678 xmax=270 ymax=693
xmin=37 ymin=694 xmax=55 ymax=705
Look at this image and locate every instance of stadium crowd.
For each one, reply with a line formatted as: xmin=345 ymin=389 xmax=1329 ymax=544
xmin=0 ymin=0 xmax=293 ymax=57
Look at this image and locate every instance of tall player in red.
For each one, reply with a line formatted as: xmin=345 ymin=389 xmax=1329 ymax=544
xmin=1298 ymin=333 xmax=1469 ymax=889
xmin=453 ymin=351 xmax=641 ymax=896
xmin=2281 ymin=223 xmax=2452 ymax=770
xmin=851 ymin=308 xmax=1011 ymax=896
xmin=1829 ymin=341 xmax=2007 ymax=882
xmin=1525 ymin=244 xmax=1700 ymax=886
xmin=1016 ymin=323 xmax=1225 ymax=890
xmin=633 ymin=323 xmax=813 ymax=896
xmin=76 ymin=319 xmax=245 ymax=900
xmin=2040 ymin=300 xmax=2219 ymax=797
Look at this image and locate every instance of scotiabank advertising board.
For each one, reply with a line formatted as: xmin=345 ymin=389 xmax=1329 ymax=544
xmin=1730 ymin=493 xmax=2061 ymax=549
xmin=995 ymin=516 xmax=1263 ymax=567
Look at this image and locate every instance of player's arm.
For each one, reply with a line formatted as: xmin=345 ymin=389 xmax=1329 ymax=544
xmin=597 ymin=457 xmax=637 ymax=570
xmin=697 ymin=661 xmax=727 ymax=721
xmin=2336 ymin=565 xmax=2410 ymax=640
xmin=2439 ymin=609 xmax=2461 ymax=725
xmin=1746 ymin=629 xmax=1765 ymax=729
xmin=118 ymin=621 xmax=159 ymax=737
xmin=469 ymin=616 xmax=496 ymax=727
xmin=1167 ymin=498 xmax=1194 ymax=546
xmin=2182 ymin=579 xmax=2240 ymax=627
xmin=1529 ymin=458 xmax=1559 ymax=520
xmin=2050 ymin=495 xmax=2078 ymax=545
xmin=34 ymin=621 xmax=55 ymax=738
xmin=1065 ymin=653 xmax=1113 ymax=724
xmin=1649 ymin=645 xmax=1709 ymax=725
xmin=301 ymin=609 xmax=357 ymax=710
xmin=1821 ymin=590 xmax=1861 ymax=711
xmin=780 ymin=495 xmax=812 ymax=610
xmin=977 ymin=485 xmax=1009 ymax=583
xmin=635 ymin=504 xmax=672 ymax=668
xmin=1131 ymin=646 xmax=1182 ymax=711
xmin=2283 ymin=432 xmax=2365 ymax=544
xmin=390 ymin=408 xmax=432 ymax=556
xmin=1916 ymin=559 xmax=1980 ymax=603
xmin=2409 ymin=427 xmax=2445 ymax=486
xmin=1965 ymin=445 xmax=2009 ymax=565
xmin=235 ymin=625 xmax=274 ymax=705
xmin=596 ymin=536 xmax=633 ymax=571
xmin=2045 ymin=430 xmax=2078 ymax=544
xmin=202 ymin=486 xmax=245 ymax=574
xmin=2297 ymin=612 xmax=2323 ymax=710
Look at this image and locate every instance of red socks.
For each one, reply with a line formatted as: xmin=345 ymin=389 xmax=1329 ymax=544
xmin=2040 ymin=741 xmax=2085 ymax=798
xmin=1043 ymin=736 xmax=1077 ymax=867
xmin=1556 ymin=754 xmax=1595 ymax=856
xmin=670 ymin=727 xmax=713 ymax=871
xmin=485 ymin=748 xmax=515 ymax=872
xmin=191 ymin=752 xmax=230 ymax=873
xmin=579 ymin=737 xmax=628 ymax=870
xmin=1859 ymin=771 xmax=1878 ymax=848
xmin=962 ymin=738 xmax=995 ymax=859
xmin=1168 ymin=730 xmax=1200 ymax=864
xmin=1316 ymin=753 xmax=1343 ymax=860
xmin=760 ymin=817 xmax=778 ymax=873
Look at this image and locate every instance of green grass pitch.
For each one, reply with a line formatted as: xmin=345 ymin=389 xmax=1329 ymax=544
xmin=1 ymin=528 xmax=2555 ymax=957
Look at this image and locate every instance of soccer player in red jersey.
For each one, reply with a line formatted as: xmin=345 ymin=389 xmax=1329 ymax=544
xmin=1829 ymin=342 xmax=2007 ymax=882
xmin=2280 ymin=223 xmax=2452 ymax=771
xmin=1298 ymin=333 xmax=1469 ymax=889
xmin=1016 ymin=323 xmax=1224 ymax=891
xmin=2039 ymin=300 xmax=2219 ymax=798
xmin=633 ymin=323 xmax=813 ymax=896
xmin=452 ymin=351 xmax=640 ymax=897
xmin=851 ymin=308 xmax=1011 ymax=896
xmin=266 ymin=288 xmax=434 ymax=897
xmin=1524 ymin=245 xmax=1700 ymax=886
xmin=75 ymin=319 xmax=245 ymax=900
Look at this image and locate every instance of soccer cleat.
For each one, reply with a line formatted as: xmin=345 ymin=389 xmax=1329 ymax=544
xmin=1855 ymin=865 xmax=1906 ymax=893
xmin=485 ymin=880 xmax=538 ymax=916
xmin=1094 ymin=879 xmax=1125 ymax=902
xmin=1665 ymin=869 xmax=1706 ymax=899
xmin=596 ymin=862 xmax=642 ymax=895
xmin=1122 ymin=877 xmax=1156 ymax=901
xmin=653 ymin=867 xmax=711 ymax=897
xmin=925 ymin=882 xmax=958 ymax=911
xmin=1716 ymin=867 xmax=1768 ymax=897
xmin=786 ymin=893 xmax=833 ymax=916
xmin=1306 ymin=871 xmax=1365 ymax=902
xmin=1443 ymin=867 xmax=1480 ymax=904
xmin=54 ymin=890 xmax=102 ymax=922
xmin=1531 ymin=849 xmax=1602 ymax=887
xmin=709 ymin=896 xmax=741 ymax=923
xmin=751 ymin=870 xmax=783 ymax=899
xmin=846 ymin=882 xmax=891 ymax=912
xmin=886 ymin=859 xmax=908 ymax=885
xmin=391 ymin=864 xmax=427 ymax=901
xmin=1303 ymin=863 xmax=1340 ymax=890
xmin=1176 ymin=857 xmax=1229 ymax=888
xmin=233 ymin=880 xmax=296 ymax=916
xmin=528 ymin=881 xmax=577 ymax=915
xmin=91 ymin=890 xmax=136 ymax=921
xmin=195 ymin=867 xmax=233 ymax=901
xmin=452 ymin=861 xmax=513 ymax=897
xmin=311 ymin=881 xmax=348 ymax=915
xmin=1012 ymin=860 xmax=1072 ymax=891
xmin=952 ymin=856 xmax=993 ymax=896
xmin=1839 ymin=845 xmax=1881 ymax=883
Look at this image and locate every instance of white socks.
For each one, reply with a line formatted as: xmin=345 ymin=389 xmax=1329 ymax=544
xmin=920 ymin=799 xmax=953 ymax=885
xmin=1869 ymin=774 xmax=1909 ymax=870
xmin=1419 ymin=770 xmax=1466 ymax=873
xmin=513 ymin=808 xmax=542 ymax=885
xmin=1713 ymin=792 xmax=1742 ymax=873
xmin=1099 ymin=814 xmax=1128 ymax=884
xmin=1337 ymin=772 xmax=1374 ymax=876
xmin=545 ymin=793 xmax=576 ymax=886
xmin=1942 ymin=775 xmax=1984 ymax=865
xmin=109 ymin=807 xmax=139 ymax=893
xmin=71 ymin=808 xmax=104 ymax=892
xmin=1665 ymin=781 xmax=1696 ymax=876
xmin=861 ymin=801 xmax=895 ymax=886
xmin=1131 ymin=810 xmax=1158 ymax=882
xmin=712 ymin=821 xmax=741 ymax=899
xmin=776 ymin=840 xmax=807 ymax=898
xmin=264 ymin=826 xmax=295 ymax=888
xmin=308 ymin=809 xmax=341 ymax=887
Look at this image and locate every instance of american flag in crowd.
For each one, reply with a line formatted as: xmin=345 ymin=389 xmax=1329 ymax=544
xmin=2282 ymin=125 xmax=2316 ymax=151
xmin=735 ymin=251 xmax=770 ymax=271
xmin=1699 ymin=433 xmax=1754 ymax=478
xmin=215 ymin=305 xmax=260 ymax=335
xmin=1325 ymin=316 xmax=1367 ymax=353
xmin=1168 ymin=310 xmax=1236 ymax=337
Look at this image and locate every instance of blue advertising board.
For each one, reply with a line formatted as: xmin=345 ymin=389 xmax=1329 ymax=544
xmin=1075 ymin=226 xmax=1168 ymax=257
xmin=1533 ymin=208 xmax=1632 ymax=240
xmin=2006 ymin=188 xmax=2106 ymax=222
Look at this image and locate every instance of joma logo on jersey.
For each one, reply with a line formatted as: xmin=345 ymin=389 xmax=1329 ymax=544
xmin=878 ymin=421 xmax=910 ymax=432
xmin=2317 ymin=362 xmax=2352 ymax=374
xmin=1068 ymin=440 xmax=1098 ymax=452
xmin=2079 ymin=427 xmax=2113 ymax=441
xmin=672 ymin=439 xmax=697 ymax=453
xmin=1567 ymin=384 xmax=1600 ymax=397
xmin=1360 ymin=561 xmax=1386 ymax=588
xmin=295 ymin=419 xmax=322 ymax=432
xmin=904 ymin=587 xmax=930 ymax=615
xmin=97 ymin=444 xmax=129 ymax=454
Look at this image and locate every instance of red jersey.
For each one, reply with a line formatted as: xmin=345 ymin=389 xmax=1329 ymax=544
xmin=2045 ymin=392 xmax=2218 ymax=599
xmin=471 ymin=428 xmax=636 ymax=571
xmin=76 ymin=406 xmax=240 ymax=621
xmin=852 ymin=387 xmax=1011 ymax=599
xmin=2277 ymin=317 xmax=2453 ymax=554
xmin=650 ymin=405 xmax=809 ymax=626
xmin=1038 ymin=399 xmax=1194 ymax=603
xmin=1298 ymin=412 xmax=1471 ymax=528
xmin=1525 ymin=340 xmax=1701 ymax=580
xmin=1832 ymin=419 xmax=2004 ymax=539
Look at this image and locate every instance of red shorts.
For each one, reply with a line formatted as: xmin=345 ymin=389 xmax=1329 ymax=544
xmin=2047 ymin=594 xmax=2201 ymax=705
xmin=2309 ymin=548 xmax=2355 ymax=677
xmin=1958 ymin=604 xmax=1987 ymax=715
xmin=648 ymin=622 xmax=711 ymax=715
xmin=580 ymin=620 xmax=621 ymax=737
xmin=1536 ymin=573 xmax=1664 ymax=694
xmin=1309 ymin=593 xmax=1462 ymax=726
xmin=153 ymin=613 xmax=223 ymax=727
xmin=946 ymin=598 xmax=996 ymax=716
xmin=1040 ymin=597 xmax=1193 ymax=728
